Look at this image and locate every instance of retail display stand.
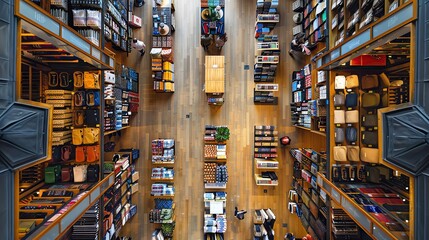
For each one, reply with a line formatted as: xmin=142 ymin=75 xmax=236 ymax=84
xmin=204 ymin=125 xmax=228 ymax=238
xmin=253 ymin=126 xmax=278 ymax=186
xmin=205 ymin=56 xmax=226 ymax=105
xmin=151 ymin=139 xmax=176 ymax=239
xmin=151 ymin=0 xmax=176 ymax=92
xmin=253 ymin=0 xmax=280 ymax=105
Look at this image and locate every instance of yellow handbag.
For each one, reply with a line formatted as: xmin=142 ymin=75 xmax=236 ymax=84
xmin=84 ymin=72 xmax=100 ymax=89
xmin=83 ymin=128 xmax=99 ymax=144
xmin=72 ymin=128 xmax=84 ymax=145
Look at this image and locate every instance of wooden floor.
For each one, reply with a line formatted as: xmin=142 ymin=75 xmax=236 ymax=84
xmin=115 ymin=0 xmax=325 ymax=239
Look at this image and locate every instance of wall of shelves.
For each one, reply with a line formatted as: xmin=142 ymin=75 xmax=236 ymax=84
xmin=253 ymin=208 xmax=276 ymax=240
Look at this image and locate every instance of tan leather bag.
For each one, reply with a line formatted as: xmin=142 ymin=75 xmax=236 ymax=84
xmin=347 ymin=146 xmax=360 ymax=161
xmin=346 ymin=75 xmax=359 ymax=88
xmin=360 ymin=147 xmax=379 ymax=163
xmin=346 ymin=110 xmax=359 ymax=123
xmin=333 ymin=146 xmax=347 ymax=162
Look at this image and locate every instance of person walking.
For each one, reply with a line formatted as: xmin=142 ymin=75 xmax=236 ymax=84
xmin=131 ymin=38 xmax=146 ymax=56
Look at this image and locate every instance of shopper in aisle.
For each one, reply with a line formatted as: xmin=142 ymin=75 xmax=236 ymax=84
xmin=131 ymin=38 xmax=146 ymax=56
xmin=234 ymin=207 xmax=247 ymax=220
xmin=201 ymin=34 xmax=213 ymax=51
xmin=215 ymin=33 xmax=228 ymax=50
xmin=289 ymin=32 xmax=315 ymax=56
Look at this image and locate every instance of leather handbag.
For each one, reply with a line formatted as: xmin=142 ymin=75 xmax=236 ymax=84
xmin=362 ymin=131 xmax=378 ymax=146
xmin=61 ymin=166 xmax=73 ymax=182
xmin=73 ymin=165 xmax=88 ymax=182
xmin=85 ymin=109 xmax=99 ymax=126
xmin=347 ymin=146 xmax=360 ymax=161
xmin=334 ymin=93 xmax=345 ymax=107
xmin=74 ymin=110 xmax=85 ymax=127
xmin=334 ymin=110 xmax=345 ymax=124
xmin=360 ymin=147 xmax=379 ymax=163
xmin=45 ymin=165 xmax=61 ymax=183
xmin=362 ymin=92 xmax=380 ymax=108
xmin=86 ymin=91 xmax=100 ymax=106
xmin=333 ymin=146 xmax=347 ymax=162
xmin=346 ymin=75 xmax=359 ymax=88
xmin=72 ymin=128 xmax=84 ymax=145
xmin=86 ymin=145 xmax=100 ymax=163
xmin=74 ymin=91 xmax=85 ymax=107
xmin=335 ymin=127 xmax=345 ymax=143
xmin=362 ymin=114 xmax=378 ymax=127
xmin=335 ymin=75 xmax=346 ymax=89
xmin=61 ymin=145 xmax=74 ymax=161
xmin=346 ymin=127 xmax=357 ymax=143
xmin=52 ymin=146 xmax=62 ymax=162
xmin=75 ymin=146 xmax=86 ymax=162
xmin=84 ymin=72 xmax=100 ymax=89
xmin=345 ymin=110 xmax=359 ymax=123
xmin=73 ymin=71 xmax=84 ymax=88
xmin=87 ymin=164 xmax=100 ymax=182
xmin=362 ymin=75 xmax=379 ymax=89
xmin=83 ymin=127 xmax=99 ymax=145
xmin=345 ymin=92 xmax=358 ymax=108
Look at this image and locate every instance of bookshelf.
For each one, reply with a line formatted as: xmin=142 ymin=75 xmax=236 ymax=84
xmin=253 ymin=126 xmax=279 ymax=186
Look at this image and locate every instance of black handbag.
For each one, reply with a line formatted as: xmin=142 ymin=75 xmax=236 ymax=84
xmin=362 ymin=114 xmax=378 ymax=128
xmin=87 ymin=164 xmax=100 ymax=182
xmin=85 ymin=108 xmax=100 ymax=126
xmin=362 ymin=131 xmax=378 ymax=147
xmin=346 ymin=127 xmax=357 ymax=143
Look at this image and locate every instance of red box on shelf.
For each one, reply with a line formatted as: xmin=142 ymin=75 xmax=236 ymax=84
xmin=350 ymin=55 xmax=387 ymax=66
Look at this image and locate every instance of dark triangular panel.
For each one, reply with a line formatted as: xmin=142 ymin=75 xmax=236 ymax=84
xmin=383 ymin=105 xmax=429 ymax=174
xmin=0 ymin=102 xmax=49 ymax=170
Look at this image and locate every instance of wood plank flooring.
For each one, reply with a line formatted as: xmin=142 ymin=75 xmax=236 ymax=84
xmin=114 ymin=0 xmax=324 ymax=239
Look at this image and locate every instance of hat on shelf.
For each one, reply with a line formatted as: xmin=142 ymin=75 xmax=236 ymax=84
xmin=158 ymin=23 xmax=170 ymax=35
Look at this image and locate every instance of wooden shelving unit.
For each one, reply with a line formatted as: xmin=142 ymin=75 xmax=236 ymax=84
xmin=205 ymin=56 xmax=225 ymax=106
xmin=253 ymin=126 xmax=279 ymax=186
xmin=203 ymin=125 xmax=229 ymax=237
xmin=150 ymin=139 xmax=176 ymax=239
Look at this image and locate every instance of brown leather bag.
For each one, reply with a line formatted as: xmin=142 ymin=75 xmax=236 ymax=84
xmin=362 ymin=75 xmax=379 ymax=89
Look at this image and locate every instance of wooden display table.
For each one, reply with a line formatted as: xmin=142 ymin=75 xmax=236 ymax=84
xmin=205 ymin=56 xmax=225 ymax=94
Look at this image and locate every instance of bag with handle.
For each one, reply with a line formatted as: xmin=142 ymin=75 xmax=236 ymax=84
xmin=345 ymin=92 xmax=358 ymax=108
xmin=346 ymin=75 xmax=359 ymax=88
xmin=72 ymin=128 xmax=84 ymax=145
xmin=73 ymin=165 xmax=88 ymax=182
xmin=83 ymin=128 xmax=99 ymax=145
xmin=75 ymin=146 xmax=86 ymax=162
xmin=346 ymin=110 xmax=359 ymax=123
xmin=86 ymin=145 xmax=100 ymax=163
xmin=85 ymin=109 xmax=99 ymax=126
xmin=86 ymin=91 xmax=100 ymax=106
xmin=74 ymin=110 xmax=85 ymax=127
xmin=362 ymin=75 xmax=379 ymax=89
xmin=334 ymin=93 xmax=345 ymax=107
xmin=362 ymin=92 xmax=380 ymax=108
xmin=87 ymin=164 xmax=100 ymax=182
xmin=362 ymin=114 xmax=378 ymax=127
xmin=61 ymin=166 xmax=74 ymax=182
xmin=333 ymin=146 xmax=347 ymax=162
xmin=45 ymin=165 xmax=61 ymax=183
xmin=84 ymin=72 xmax=100 ymax=89
xmin=74 ymin=91 xmax=85 ymax=107
xmin=362 ymin=131 xmax=378 ymax=146
xmin=334 ymin=110 xmax=345 ymax=124
xmin=360 ymin=147 xmax=379 ymax=163
xmin=346 ymin=126 xmax=357 ymax=143
xmin=61 ymin=145 xmax=74 ymax=161
xmin=347 ymin=146 xmax=360 ymax=161
xmin=335 ymin=75 xmax=346 ymax=89
xmin=379 ymin=72 xmax=390 ymax=87
xmin=335 ymin=127 xmax=345 ymax=143
xmin=73 ymin=71 xmax=84 ymax=88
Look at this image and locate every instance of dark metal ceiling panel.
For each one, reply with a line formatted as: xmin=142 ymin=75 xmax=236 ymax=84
xmin=382 ymin=105 xmax=429 ymax=174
